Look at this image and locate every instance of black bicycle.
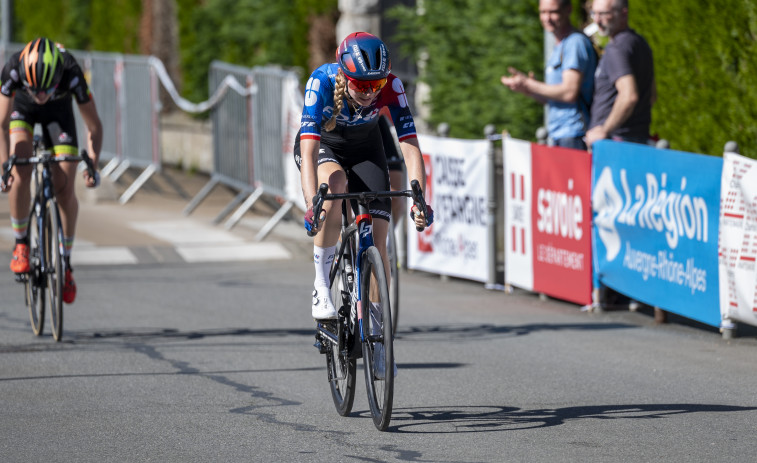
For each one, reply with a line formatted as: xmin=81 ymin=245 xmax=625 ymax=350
xmin=310 ymin=179 xmax=428 ymax=431
xmin=2 ymin=135 xmax=95 ymax=341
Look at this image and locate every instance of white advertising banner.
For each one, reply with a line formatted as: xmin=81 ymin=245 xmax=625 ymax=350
xmin=503 ymin=138 xmax=534 ymax=291
xmin=719 ymin=151 xmax=757 ymax=328
xmin=406 ymin=134 xmax=490 ymax=282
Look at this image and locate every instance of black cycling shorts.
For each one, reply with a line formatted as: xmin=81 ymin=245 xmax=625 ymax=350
xmin=10 ymin=94 xmax=79 ymax=155
xmin=293 ymin=124 xmax=391 ymax=221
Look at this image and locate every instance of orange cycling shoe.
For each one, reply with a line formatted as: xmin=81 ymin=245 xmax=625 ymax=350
xmin=10 ymin=243 xmax=30 ymax=273
xmin=63 ymin=268 xmax=77 ymax=304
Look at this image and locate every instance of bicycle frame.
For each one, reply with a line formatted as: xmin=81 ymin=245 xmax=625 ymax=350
xmin=32 ymin=154 xmax=61 ymax=279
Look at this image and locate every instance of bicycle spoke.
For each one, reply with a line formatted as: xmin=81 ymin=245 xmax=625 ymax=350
xmin=46 ymin=202 xmax=64 ymax=342
xmin=26 ymin=206 xmax=45 ymax=336
xmin=325 ymin=239 xmax=356 ymax=416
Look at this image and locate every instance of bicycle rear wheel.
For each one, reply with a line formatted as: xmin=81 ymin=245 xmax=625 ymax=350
xmin=361 ymin=246 xmax=394 ymax=431
xmin=25 ymin=205 xmax=45 ymax=336
xmin=44 ymin=201 xmax=64 ymax=342
xmin=326 ymin=240 xmax=357 ymax=416
xmin=387 ymin=217 xmax=399 ymax=335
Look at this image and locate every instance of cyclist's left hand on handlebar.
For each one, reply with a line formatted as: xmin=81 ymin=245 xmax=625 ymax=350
xmin=83 ymin=170 xmax=100 ymax=188
xmin=410 ymin=204 xmax=434 ymax=230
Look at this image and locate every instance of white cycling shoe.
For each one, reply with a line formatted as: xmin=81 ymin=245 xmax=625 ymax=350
xmin=312 ymin=287 xmax=337 ymax=320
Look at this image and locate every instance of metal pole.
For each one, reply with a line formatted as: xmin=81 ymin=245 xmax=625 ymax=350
xmin=484 ymin=124 xmax=503 ymax=290
xmin=724 ymin=141 xmax=739 ymax=154
xmin=1 ymin=0 xmax=11 ymax=46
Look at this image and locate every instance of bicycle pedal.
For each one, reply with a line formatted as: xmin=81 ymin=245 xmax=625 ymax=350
xmin=313 ymin=339 xmax=328 ymax=354
xmin=14 ymin=273 xmax=27 ymax=283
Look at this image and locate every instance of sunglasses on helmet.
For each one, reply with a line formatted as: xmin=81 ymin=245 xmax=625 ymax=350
xmin=347 ymin=77 xmax=387 ymax=94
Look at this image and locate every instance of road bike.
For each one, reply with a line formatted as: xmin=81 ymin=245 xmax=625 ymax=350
xmin=2 ymin=135 xmax=96 ymax=341
xmin=310 ymin=179 xmax=428 ymax=431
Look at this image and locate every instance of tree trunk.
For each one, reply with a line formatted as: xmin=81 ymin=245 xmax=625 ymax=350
xmin=140 ymin=0 xmax=180 ymax=112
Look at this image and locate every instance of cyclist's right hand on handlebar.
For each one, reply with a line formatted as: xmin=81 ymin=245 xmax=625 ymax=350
xmin=305 ymin=183 xmax=329 ymax=237
xmin=1 ymin=159 xmax=14 ymax=192
xmin=304 ymin=208 xmax=317 ymax=235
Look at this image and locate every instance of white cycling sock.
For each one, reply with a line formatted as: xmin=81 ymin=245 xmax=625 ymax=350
xmin=313 ymin=245 xmax=336 ymax=289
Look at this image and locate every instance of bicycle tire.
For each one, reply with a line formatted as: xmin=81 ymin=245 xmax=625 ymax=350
xmin=387 ymin=217 xmax=399 ymax=335
xmin=361 ymin=246 xmax=394 ymax=431
xmin=25 ymin=204 xmax=45 ymax=336
xmin=326 ymin=239 xmax=357 ymax=416
xmin=45 ymin=201 xmax=64 ymax=342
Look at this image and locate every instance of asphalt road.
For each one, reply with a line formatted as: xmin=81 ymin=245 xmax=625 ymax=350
xmin=1 ymin=169 xmax=757 ymax=462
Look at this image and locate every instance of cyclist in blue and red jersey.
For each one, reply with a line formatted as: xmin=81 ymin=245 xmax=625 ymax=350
xmin=294 ymin=32 xmax=432 ymax=320
xmin=0 ymin=37 xmax=102 ymax=304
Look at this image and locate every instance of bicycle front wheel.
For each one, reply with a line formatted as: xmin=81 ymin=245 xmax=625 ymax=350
xmin=26 ymin=204 xmax=45 ymax=336
xmin=361 ymin=246 xmax=394 ymax=431
xmin=326 ymin=243 xmax=357 ymax=416
xmin=44 ymin=201 xmax=64 ymax=342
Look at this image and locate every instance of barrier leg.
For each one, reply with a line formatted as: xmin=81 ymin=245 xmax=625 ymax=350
xmin=212 ymin=190 xmax=253 ymax=225
xmin=101 ymin=158 xmax=121 ymax=177
xmin=109 ymin=159 xmax=131 ymax=182
xmin=224 ymin=188 xmax=264 ymax=230
xmin=184 ymin=176 xmax=221 ymax=216
xmin=721 ymin=318 xmax=738 ymax=340
xmin=255 ymin=201 xmax=294 ymax=241
xmin=654 ymin=307 xmax=668 ymax=324
xmin=592 ymin=287 xmax=604 ymax=313
xmin=119 ymin=164 xmax=157 ymax=204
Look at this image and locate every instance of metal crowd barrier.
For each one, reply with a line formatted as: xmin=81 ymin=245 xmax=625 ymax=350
xmin=0 ymin=43 xmax=159 ymax=204
xmin=1 ymin=43 xmax=300 ymax=239
xmin=183 ymin=62 xmax=301 ymax=240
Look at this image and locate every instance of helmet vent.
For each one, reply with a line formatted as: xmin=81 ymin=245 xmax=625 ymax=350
xmin=360 ymin=50 xmax=372 ymax=69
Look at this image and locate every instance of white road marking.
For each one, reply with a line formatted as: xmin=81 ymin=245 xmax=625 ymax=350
xmin=2 ymin=220 xmax=293 ymax=265
xmin=72 ymin=246 xmax=139 ymax=265
xmin=176 ymin=242 xmax=291 ymax=262
xmin=129 ymin=220 xmax=244 ymax=244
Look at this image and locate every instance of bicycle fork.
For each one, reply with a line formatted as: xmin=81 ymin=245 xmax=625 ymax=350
xmin=355 ymin=212 xmax=374 ymax=345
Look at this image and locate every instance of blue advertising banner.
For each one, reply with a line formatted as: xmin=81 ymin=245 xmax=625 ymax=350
xmin=592 ymin=141 xmax=723 ymax=327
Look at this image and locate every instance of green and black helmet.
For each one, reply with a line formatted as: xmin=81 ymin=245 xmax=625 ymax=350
xmin=19 ymin=37 xmax=64 ymax=93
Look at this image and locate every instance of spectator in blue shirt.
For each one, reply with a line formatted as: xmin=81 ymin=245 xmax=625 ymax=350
xmin=501 ymin=0 xmax=597 ymax=150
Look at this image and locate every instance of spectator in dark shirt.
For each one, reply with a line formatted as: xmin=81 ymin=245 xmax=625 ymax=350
xmin=585 ymin=0 xmax=656 ymax=149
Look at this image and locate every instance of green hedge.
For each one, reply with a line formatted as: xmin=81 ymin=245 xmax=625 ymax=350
xmin=635 ymin=1 xmax=757 ymax=157
xmin=389 ymin=0 xmax=544 ymax=140
xmin=14 ymin=1 xmax=757 ymax=156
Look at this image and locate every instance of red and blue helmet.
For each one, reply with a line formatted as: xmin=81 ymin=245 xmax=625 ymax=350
xmin=336 ymin=32 xmax=391 ymax=93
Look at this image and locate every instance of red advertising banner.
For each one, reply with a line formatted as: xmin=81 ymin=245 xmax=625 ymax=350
xmin=530 ymin=144 xmax=592 ymax=305
xmin=504 ymin=138 xmax=592 ymax=306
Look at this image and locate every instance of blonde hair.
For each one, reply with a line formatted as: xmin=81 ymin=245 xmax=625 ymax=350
xmin=324 ymin=68 xmax=347 ymax=132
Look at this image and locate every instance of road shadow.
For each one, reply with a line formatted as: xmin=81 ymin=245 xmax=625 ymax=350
xmin=68 ymin=326 xmax=316 ymax=342
xmin=385 ymin=403 xmax=757 ymax=433
xmin=396 ymin=322 xmax=637 ymax=342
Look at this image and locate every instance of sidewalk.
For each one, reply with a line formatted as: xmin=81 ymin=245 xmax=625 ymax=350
xmin=0 ymin=166 xmax=312 ymax=266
